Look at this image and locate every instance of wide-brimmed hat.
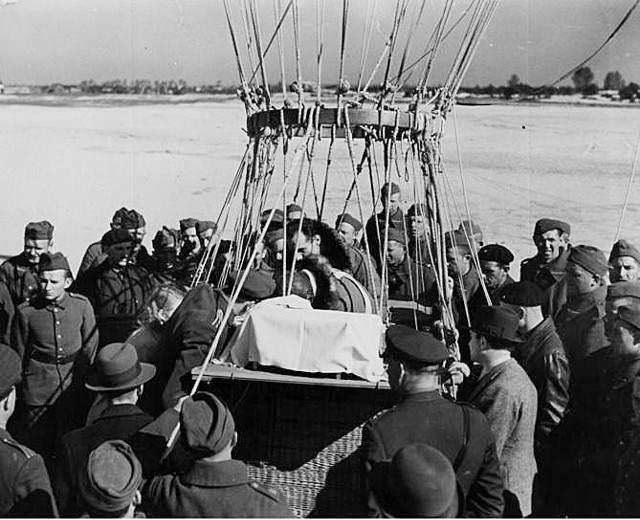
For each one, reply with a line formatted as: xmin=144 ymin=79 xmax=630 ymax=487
xmin=371 ymin=443 xmax=462 ymax=518
xmin=468 ymin=305 xmax=523 ymax=345
xmin=86 ymin=343 xmax=155 ymax=392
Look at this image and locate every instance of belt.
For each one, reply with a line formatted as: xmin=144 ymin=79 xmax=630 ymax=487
xmin=31 ymin=350 xmax=79 ymax=365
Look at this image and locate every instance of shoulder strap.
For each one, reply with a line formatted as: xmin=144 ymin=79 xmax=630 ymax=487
xmin=452 ymin=405 xmax=470 ymax=472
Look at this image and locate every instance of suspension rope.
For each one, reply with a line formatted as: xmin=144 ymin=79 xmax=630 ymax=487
xmin=337 ymin=0 xmax=350 ymax=114
xmin=356 ymin=0 xmax=378 ymax=95
xmin=614 ymin=130 xmax=640 ymax=242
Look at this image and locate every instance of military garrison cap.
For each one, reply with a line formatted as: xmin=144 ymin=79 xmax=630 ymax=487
xmin=610 ymin=239 xmax=640 ymax=264
xmin=381 ymin=182 xmax=401 ymax=199
xmin=500 ymin=281 xmax=545 ymax=307
xmin=260 ymin=209 xmax=285 ymax=226
xmin=152 ymin=227 xmax=179 ymax=250
xmin=607 ymin=281 xmax=640 ymax=301
xmin=534 ymin=218 xmax=570 ymax=237
xmin=445 ymin=230 xmax=471 ymax=254
xmin=111 ymin=207 xmax=129 ymax=226
xmin=0 ymin=345 xmax=21 ymax=399
xmin=478 ymin=244 xmax=514 ymax=266
xmin=458 ymin=220 xmax=483 ymax=242
xmin=121 ymin=209 xmax=146 ymax=229
xmin=79 ymin=440 xmax=142 ymax=515
xmin=228 ymin=269 xmax=276 ymax=301
xmin=335 ymin=213 xmax=362 ymax=232
xmin=179 ymin=218 xmax=199 ymax=232
xmin=385 ymin=324 xmax=448 ymax=365
xmin=24 ymin=220 xmax=54 ymax=240
xmin=386 ymin=228 xmax=407 ymax=246
xmin=569 ymin=245 xmax=608 ymax=277
xmin=101 ymin=228 xmax=133 ymax=247
xmin=180 ymin=392 xmax=236 ymax=455
xmin=39 ymin=252 xmax=71 ymax=272
xmin=196 ymin=220 xmax=217 ymax=234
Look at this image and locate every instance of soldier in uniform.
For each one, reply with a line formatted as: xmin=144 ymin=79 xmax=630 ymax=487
xmin=196 ymin=220 xmax=218 ymax=250
xmin=335 ymin=213 xmax=381 ymax=299
xmin=0 ymin=280 xmax=14 ymax=345
xmin=78 ymin=440 xmax=143 ymax=518
xmin=468 ymin=244 xmax=515 ymax=310
xmin=362 ymin=324 xmax=504 ymax=518
xmin=10 ymin=252 xmax=99 ymax=462
xmin=78 ymin=207 xmax=128 ymax=274
xmin=151 ymin=226 xmax=181 ymax=284
xmin=72 ymin=229 xmax=154 ymax=347
xmin=0 ymin=220 xmax=54 ymax=306
xmin=605 ymin=281 xmax=640 ymax=337
xmin=144 ymin=392 xmax=294 ymax=517
xmin=609 ymin=239 xmax=640 ymax=284
xmin=0 ymin=346 xmax=58 ymax=517
xmin=177 ymin=217 xmax=202 ymax=286
xmin=365 ymin=182 xmax=406 ymax=273
xmin=520 ymin=218 xmax=571 ymax=318
xmin=121 ymin=209 xmax=154 ymax=271
xmin=406 ymin=203 xmax=433 ymax=265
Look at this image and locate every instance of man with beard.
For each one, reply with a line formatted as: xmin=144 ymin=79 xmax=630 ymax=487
xmin=520 ymin=218 xmax=571 ymax=318
xmin=72 ymin=229 xmax=154 ymax=347
xmin=10 ymin=252 xmax=98 ymax=462
xmin=365 ymin=182 xmax=406 ymax=273
xmin=0 ymin=221 xmax=55 ymax=306
xmin=177 ymin=217 xmax=202 ymax=286
xmin=288 ymin=218 xmax=375 ymax=313
xmin=609 ymin=239 xmax=640 ymax=284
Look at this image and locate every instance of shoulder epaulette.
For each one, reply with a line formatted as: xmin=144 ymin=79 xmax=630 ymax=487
xmin=368 ymin=406 xmax=395 ymax=423
xmin=2 ymin=437 xmax=36 ymax=459
xmin=67 ymin=292 xmax=89 ymax=302
xmin=249 ymin=481 xmax=281 ymax=502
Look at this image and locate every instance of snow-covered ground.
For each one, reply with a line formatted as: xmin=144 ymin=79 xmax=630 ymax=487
xmin=0 ymin=97 xmax=639 ymax=277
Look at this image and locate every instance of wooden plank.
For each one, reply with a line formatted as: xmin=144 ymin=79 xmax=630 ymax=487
xmin=192 ymin=363 xmax=390 ymax=390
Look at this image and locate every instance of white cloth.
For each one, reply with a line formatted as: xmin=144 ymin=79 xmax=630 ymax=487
xmin=230 ymin=295 xmax=386 ymax=382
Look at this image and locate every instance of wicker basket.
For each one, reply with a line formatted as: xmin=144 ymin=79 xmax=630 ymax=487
xmin=197 ymin=365 xmax=395 ymax=517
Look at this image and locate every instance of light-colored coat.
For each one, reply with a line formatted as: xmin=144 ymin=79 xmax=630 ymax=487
xmin=469 ymin=358 xmax=538 ymax=516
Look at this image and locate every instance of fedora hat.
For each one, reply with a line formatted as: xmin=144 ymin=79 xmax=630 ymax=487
xmin=468 ymin=305 xmax=523 ymax=345
xmin=86 ymin=343 xmax=155 ymax=392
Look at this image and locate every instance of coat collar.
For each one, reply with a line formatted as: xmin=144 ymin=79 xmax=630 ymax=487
xmin=401 ymin=389 xmax=444 ymax=403
xmin=93 ymin=403 xmax=149 ymax=422
xmin=535 ymin=247 xmax=570 ymax=280
xmin=566 ymin=285 xmax=607 ymax=314
xmin=468 ymin=358 xmax=515 ymax=402
xmin=181 ymin=459 xmax=250 ymax=487
xmin=518 ymin=317 xmax=559 ymax=364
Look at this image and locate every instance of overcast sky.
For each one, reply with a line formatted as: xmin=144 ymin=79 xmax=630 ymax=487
xmin=0 ymin=0 xmax=638 ymax=88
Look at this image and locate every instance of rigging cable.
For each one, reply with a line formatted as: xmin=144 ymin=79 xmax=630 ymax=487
xmin=614 ymin=131 xmax=640 ymax=243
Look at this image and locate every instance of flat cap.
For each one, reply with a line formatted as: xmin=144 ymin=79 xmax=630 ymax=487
xmin=616 ymin=305 xmax=640 ymax=331
xmin=385 ymin=324 xmax=448 ymax=365
xmin=607 ymin=281 xmax=640 ymax=301
xmin=478 ymin=244 xmax=514 ymax=265
xmin=0 ymin=345 xmax=21 ymax=399
xmin=79 ymin=440 xmax=142 ymax=515
xmin=228 ymin=269 xmax=276 ymax=301
xmin=407 ymin=203 xmax=428 ymax=218
xmin=371 ymin=443 xmax=458 ymax=518
xmin=470 ymin=306 xmax=522 ymax=344
xmin=111 ymin=207 xmax=129 ymax=226
xmin=101 ymin=228 xmax=133 ymax=247
xmin=335 ymin=213 xmax=362 ymax=233
xmin=179 ymin=217 xmax=199 ymax=232
xmin=24 ymin=220 xmax=54 ymax=240
xmin=39 ymin=252 xmax=71 ymax=272
xmin=121 ymin=209 xmax=146 ymax=230
xmin=610 ymin=239 xmax=640 ymax=264
xmin=152 ymin=227 xmax=179 ymax=250
xmin=569 ymin=245 xmax=608 ymax=277
xmin=500 ymin=281 xmax=545 ymax=307
xmin=381 ymin=182 xmax=401 ymax=198
xmin=196 ymin=220 xmax=218 ymax=234
xmin=534 ymin=218 xmax=571 ymax=237
xmin=180 ymin=392 xmax=236 ymax=455
xmin=386 ymin=227 xmax=407 ymax=246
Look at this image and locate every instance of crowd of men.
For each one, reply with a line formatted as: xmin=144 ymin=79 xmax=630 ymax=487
xmin=1 ymin=184 xmax=640 ymax=517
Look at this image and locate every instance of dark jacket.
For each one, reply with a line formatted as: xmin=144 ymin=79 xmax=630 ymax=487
xmin=365 ymin=208 xmax=406 ymax=273
xmin=71 ymin=260 xmax=154 ymax=346
xmin=555 ymin=286 xmax=608 ymax=371
xmin=468 ymin=274 xmax=515 ymax=310
xmin=362 ymin=390 xmax=504 ymax=518
xmin=346 ymin=244 xmax=382 ymax=299
xmin=0 ymin=281 xmax=15 ymax=346
xmin=157 ymin=284 xmax=231 ymax=409
xmin=0 ymin=253 xmax=41 ymax=307
xmin=55 ymin=403 xmax=153 ymax=517
xmin=387 ymin=254 xmax=438 ymax=306
xmin=0 ymin=427 xmax=58 ymax=517
xmin=144 ymin=459 xmax=294 ymax=518
xmin=468 ymin=359 xmax=538 ymax=517
xmin=520 ymin=248 xmax=570 ymax=318
xmin=514 ymin=317 xmax=570 ymax=447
